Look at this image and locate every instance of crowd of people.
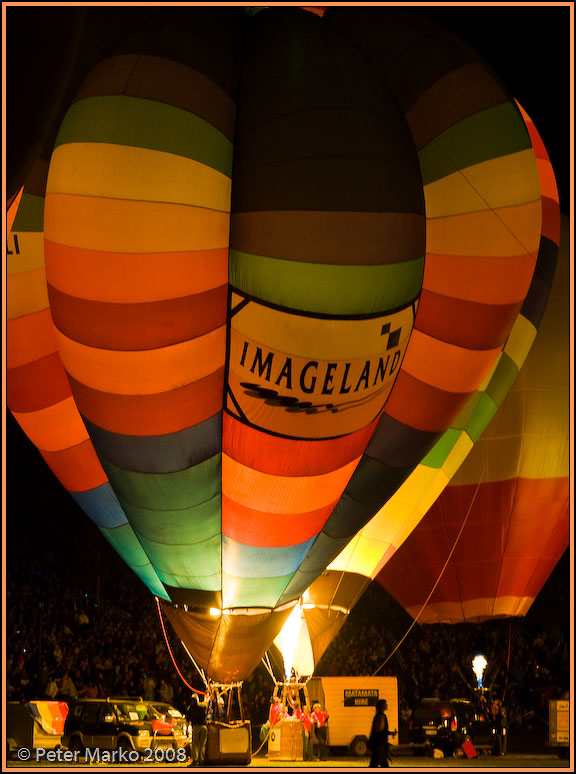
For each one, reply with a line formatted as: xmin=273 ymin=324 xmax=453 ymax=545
xmin=6 ymin=532 xmax=570 ymax=735
xmin=316 ymin=581 xmax=570 ymax=732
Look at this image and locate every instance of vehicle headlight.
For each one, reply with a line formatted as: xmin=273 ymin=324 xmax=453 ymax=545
xmin=138 ymin=730 xmax=150 ymax=737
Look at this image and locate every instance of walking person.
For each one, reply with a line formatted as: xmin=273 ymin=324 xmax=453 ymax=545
xmin=368 ymin=699 xmax=397 ymax=767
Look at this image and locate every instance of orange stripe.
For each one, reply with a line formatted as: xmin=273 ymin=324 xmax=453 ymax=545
xmin=40 ymin=441 xmax=109 ymax=491
xmin=222 ymin=415 xmax=378 ymax=476
xmin=423 ymin=252 xmax=536 ymax=305
xmin=44 ymin=241 xmax=229 ymax=303
xmin=222 ymin=495 xmax=333 ymax=547
xmin=400 ymin=330 xmax=500 ymax=393
xmin=12 ymin=397 xmax=89 ymax=452
xmin=55 ymin=326 xmax=226 ymax=396
xmin=7 ymin=309 xmax=58 ymax=368
xmin=384 ymin=371 xmax=474 ymax=432
xmin=7 ymin=267 xmax=49 ymax=319
xmin=7 ymin=186 xmax=24 ymax=233
xmin=222 ymin=454 xmax=360 ymax=514
xmin=68 ymin=369 xmax=224 ymax=436
xmin=536 ymin=159 xmax=559 ymax=203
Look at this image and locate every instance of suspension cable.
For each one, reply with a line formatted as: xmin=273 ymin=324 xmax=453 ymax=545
xmin=155 ymin=597 xmax=206 ymax=695
xmin=371 ymin=468 xmax=485 ymax=677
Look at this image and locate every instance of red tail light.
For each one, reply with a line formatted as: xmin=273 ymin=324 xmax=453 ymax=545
xmin=451 ymin=719 xmax=458 ymax=732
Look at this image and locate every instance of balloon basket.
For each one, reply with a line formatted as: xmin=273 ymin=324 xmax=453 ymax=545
xmin=204 ymin=720 xmax=252 ymax=766
xmin=267 ymin=717 xmax=305 ymax=761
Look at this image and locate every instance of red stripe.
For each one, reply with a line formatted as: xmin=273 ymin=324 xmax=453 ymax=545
xmin=48 ymin=283 xmax=228 ymax=350
xmin=7 ymin=353 xmax=71 ymax=412
xmin=222 ymin=414 xmax=378 ymax=476
xmin=383 ymin=370 xmax=473 ymax=433
xmin=415 ymin=289 xmax=522 ymax=350
xmin=222 ymin=494 xmax=334 ymax=547
xmin=68 ymin=369 xmax=224 ymax=436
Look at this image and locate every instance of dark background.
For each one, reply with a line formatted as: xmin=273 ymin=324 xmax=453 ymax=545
xmin=4 ymin=3 xmax=572 ymax=668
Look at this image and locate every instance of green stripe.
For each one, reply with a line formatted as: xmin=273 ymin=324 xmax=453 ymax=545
xmin=137 ymin=535 xmax=222 ymax=587
xmin=100 ymin=454 xmax=221 ymax=511
xmin=99 ymin=524 xmax=170 ymax=600
xmin=421 ymin=428 xmax=461 ymax=469
xmin=464 ymin=392 xmax=498 ymax=443
xmin=153 ymin=570 xmax=222 ymax=592
xmin=12 ymin=193 xmax=44 ymax=232
xmin=124 ymin=495 xmax=221 ymax=546
xmin=485 ymin=352 xmax=520 ymax=408
xmin=54 ymin=96 xmax=233 ymax=176
xmin=223 ymin=573 xmax=294 ymax=608
xmin=419 ymin=103 xmax=531 ymax=185
xmin=230 ymin=250 xmax=424 ymax=314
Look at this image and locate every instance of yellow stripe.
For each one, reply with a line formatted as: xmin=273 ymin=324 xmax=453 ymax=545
xmin=426 ymin=200 xmax=542 ymax=257
xmin=48 ymin=143 xmax=232 ymax=212
xmin=44 ymin=193 xmax=231 ymax=253
xmin=7 ymin=232 xmax=45 ymax=273
xmin=54 ymin=326 xmax=226 ymax=395
xmin=424 ymin=150 xmax=540 ymax=219
xmin=329 ymin=432 xmax=473 ymax=578
xmin=503 ymin=314 xmax=537 ymax=369
xmin=441 ymin=432 xmax=475 ymax=481
xmin=7 ymin=269 xmax=49 ymax=320
xmin=332 ymin=534 xmax=385 ymax=578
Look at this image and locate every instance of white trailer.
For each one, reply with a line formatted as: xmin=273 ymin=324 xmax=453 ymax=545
xmin=306 ymin=676 xmax=398 ymax=757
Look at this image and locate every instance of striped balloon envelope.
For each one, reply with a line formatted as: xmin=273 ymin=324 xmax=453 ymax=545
xmin=7 ymin=158 xmax=168 ymax=600
xmin=376 ymin=213 xmax=569 ymax=623
xmin=7 ymin=7 xmax=555 ymax=682
xmin=269 ymin=12 xmax=562 ymax=668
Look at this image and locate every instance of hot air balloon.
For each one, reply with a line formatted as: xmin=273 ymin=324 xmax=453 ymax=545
xmin=267 ymin=13 xmax=563 ymax=676
xmin=376 ymin=212 xmax=569 ymax=623
xmin=7 ymin=7 xmax=558 ymax=695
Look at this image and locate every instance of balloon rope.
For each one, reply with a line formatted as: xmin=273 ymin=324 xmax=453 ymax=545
xmin=501 ymin=619 xmax=513 ymax=704
xmin=371 ymin=469 xmax=485 ymax=677
xmin=180 ymin=640 xmax=209 ymax=691
xmin=154 ymin=597 xmax=206 ymax=695
xmin=261 ymin=652 xmax=277 ymax=683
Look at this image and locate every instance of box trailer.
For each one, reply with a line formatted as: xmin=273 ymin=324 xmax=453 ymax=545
xmin=306 ymin=676 xmax=398 ymax=756
xmin=6 ymin=701 xmax=68 ymax=758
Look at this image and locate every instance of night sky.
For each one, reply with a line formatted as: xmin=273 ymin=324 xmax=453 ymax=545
xmin=4 ymin=4 xmax=572 ymax=660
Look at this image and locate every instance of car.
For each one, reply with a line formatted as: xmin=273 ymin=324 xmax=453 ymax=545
xmin=148 ymin=702 xmax=188 ymax=735
xmin=62 ymin=697 xmax=188 ymax=759
xmin=408 ymin=698 xmax=504 ymax=757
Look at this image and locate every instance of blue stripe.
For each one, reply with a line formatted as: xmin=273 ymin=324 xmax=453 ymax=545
xmin=70 ymin=484 xmax=128 ymax=528
xmin=222 ymin=535 xmax=316 ymax=578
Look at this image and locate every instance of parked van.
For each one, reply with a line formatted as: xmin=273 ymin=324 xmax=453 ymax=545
xmin=306 ymin=676 xmax=398 ymax=756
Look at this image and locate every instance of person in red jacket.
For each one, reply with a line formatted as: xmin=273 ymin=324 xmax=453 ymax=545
xmin=269 ymin=695 xmax=285 ymax=726
xmin=311 ymin=701 xmax=329 ymax=760
xmin=298 ymin=703 xmax=314 ymax=761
